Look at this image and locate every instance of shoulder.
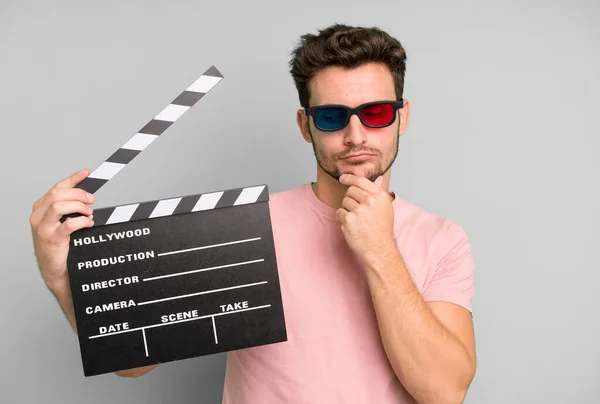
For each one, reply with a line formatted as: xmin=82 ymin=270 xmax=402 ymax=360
xmin=393 ymin=197 xmax=475 ymax=309
xmin=392 ymin=196 xmax=472 ymax=261
xmin=264 ymin=185 xmax=314 ymax=250
xmin=267 ymin=184 xmax=308 ymax=214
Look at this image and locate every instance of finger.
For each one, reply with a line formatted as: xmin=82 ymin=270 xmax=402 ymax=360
xmin=38 ymin=200 xmax=93 ymax=236
xmin=339 ymin=174 xmax=380 ymax=194
xmin=32 ymin=168 xmax=91 ymax=218
xmin=345 ymin=185 xmax=369 ymax=204
xmin=32 ymin=187 xmax=94 ymax=226
xmin=54 ymin=168 xmax=90 ymax=190
xmin=56 ymin=215 xmax=95 ymax=239
xmin=336 ymin=208 xmax=348 ymax=222
xmin=342 ymin=195 xmax=360 ymax=212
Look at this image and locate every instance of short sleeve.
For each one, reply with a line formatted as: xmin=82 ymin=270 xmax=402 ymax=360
xmin=422 ymin=220 xmax=475 ymax=312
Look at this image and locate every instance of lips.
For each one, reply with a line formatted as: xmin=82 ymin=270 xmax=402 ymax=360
xmin=341 ymin=153 xmax=375 ymax=159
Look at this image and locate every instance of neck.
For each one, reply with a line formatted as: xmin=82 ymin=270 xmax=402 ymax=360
xmin=311 ymin=166 xmax=392 ymax=209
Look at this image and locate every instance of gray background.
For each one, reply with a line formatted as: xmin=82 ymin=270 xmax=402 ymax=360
xmin=2 ymin=0 xmax=598 ymax=403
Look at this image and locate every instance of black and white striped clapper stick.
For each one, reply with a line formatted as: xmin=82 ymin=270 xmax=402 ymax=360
xmin=79 ymin=65 xmax=223 ymax=195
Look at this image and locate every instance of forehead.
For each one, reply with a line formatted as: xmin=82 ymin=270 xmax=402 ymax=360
xmin=308 ymin=62 xmax=396 ymax=107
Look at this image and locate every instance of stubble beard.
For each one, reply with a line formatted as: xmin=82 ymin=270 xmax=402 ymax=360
xmin=308 ymin=127 xmax=400 ymax=183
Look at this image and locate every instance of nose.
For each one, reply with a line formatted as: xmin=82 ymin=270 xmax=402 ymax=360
xmin=343 ymin=114 xmax=367 ymax=146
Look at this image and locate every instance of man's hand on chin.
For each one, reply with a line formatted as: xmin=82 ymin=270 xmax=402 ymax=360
xmin=336 ymin=174 xmax=397 ymax=268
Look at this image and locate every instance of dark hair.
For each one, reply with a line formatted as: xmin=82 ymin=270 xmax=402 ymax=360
xmin=289 ymin=23 xmax=407 ymax=108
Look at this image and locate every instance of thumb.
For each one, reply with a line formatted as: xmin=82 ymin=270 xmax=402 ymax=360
xmin=374 ymin=176 xmax=384 ymax=188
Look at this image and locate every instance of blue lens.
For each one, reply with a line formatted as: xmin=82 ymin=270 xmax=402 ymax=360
xmin=315 ymin=107 xmax=347 ymax=130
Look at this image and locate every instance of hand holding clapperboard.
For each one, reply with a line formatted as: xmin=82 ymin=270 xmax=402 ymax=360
xmin=62 ymin=66 xmax=287 ymax=376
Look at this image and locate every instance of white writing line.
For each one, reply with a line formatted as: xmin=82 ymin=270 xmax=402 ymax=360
xmin=137 ymin=281 xmax=268 ymax=306
xmin=143 ymin=259 xmax=265 ymax=282
xmin=142 ymin=329 xmax=148 ymax=357
xmin=157 ymin=237 xmax=261 ymax=257
xmin=212 ymin=317 xmax=218 ymax=344
xmin=88 ymin=304 xmax=272 ymax=339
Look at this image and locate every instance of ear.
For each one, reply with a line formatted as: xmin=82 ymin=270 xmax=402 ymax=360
xmin=297 ymin=109 xmax=313 ymax=143
xmin=398 ymin=99 xmax=411 ymax=137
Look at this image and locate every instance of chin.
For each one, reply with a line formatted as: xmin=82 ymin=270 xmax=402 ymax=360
xmin=339 ymin=163 xmax=375 ymax=176
xmin=318 ymin=157 xmax=384 ymax=183
xmin=341 ymin=170 xmax=367 ymax=178
xmin=337 ymin=168 xmax=379 ymax=182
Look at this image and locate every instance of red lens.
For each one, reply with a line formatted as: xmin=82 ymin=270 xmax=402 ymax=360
xmin=360 ymin=103 xmax=394 ymax=126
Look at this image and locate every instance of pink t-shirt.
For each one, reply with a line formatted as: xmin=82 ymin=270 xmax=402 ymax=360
xmin=222 ymin=183 xmax=475 ymax=403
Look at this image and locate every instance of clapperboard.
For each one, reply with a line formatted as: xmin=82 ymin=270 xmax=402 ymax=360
xmin=65 ymin=66 xmax=287 ymax=377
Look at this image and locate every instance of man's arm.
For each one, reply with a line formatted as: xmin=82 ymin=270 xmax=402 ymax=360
xmin=362 ymin=252 xmax=476 ymax=404
xmin=46 ymin=275 xmax=158 ymax=378
xmin=31 ymin=168 xmax=157 ymax=379
xmin=336 ymin=174 xmax=476 ymax=403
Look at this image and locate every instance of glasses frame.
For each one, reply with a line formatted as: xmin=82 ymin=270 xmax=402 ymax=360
xmin=304 ymin=99 xmax=404 ymax=132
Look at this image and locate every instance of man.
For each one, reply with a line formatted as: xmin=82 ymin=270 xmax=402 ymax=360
xmin=30 ymin=24 xmax=476 ymax=403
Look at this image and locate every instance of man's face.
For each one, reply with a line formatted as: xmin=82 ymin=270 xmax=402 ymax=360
xmin=299 ymin=62 xmax=409 ymax=183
